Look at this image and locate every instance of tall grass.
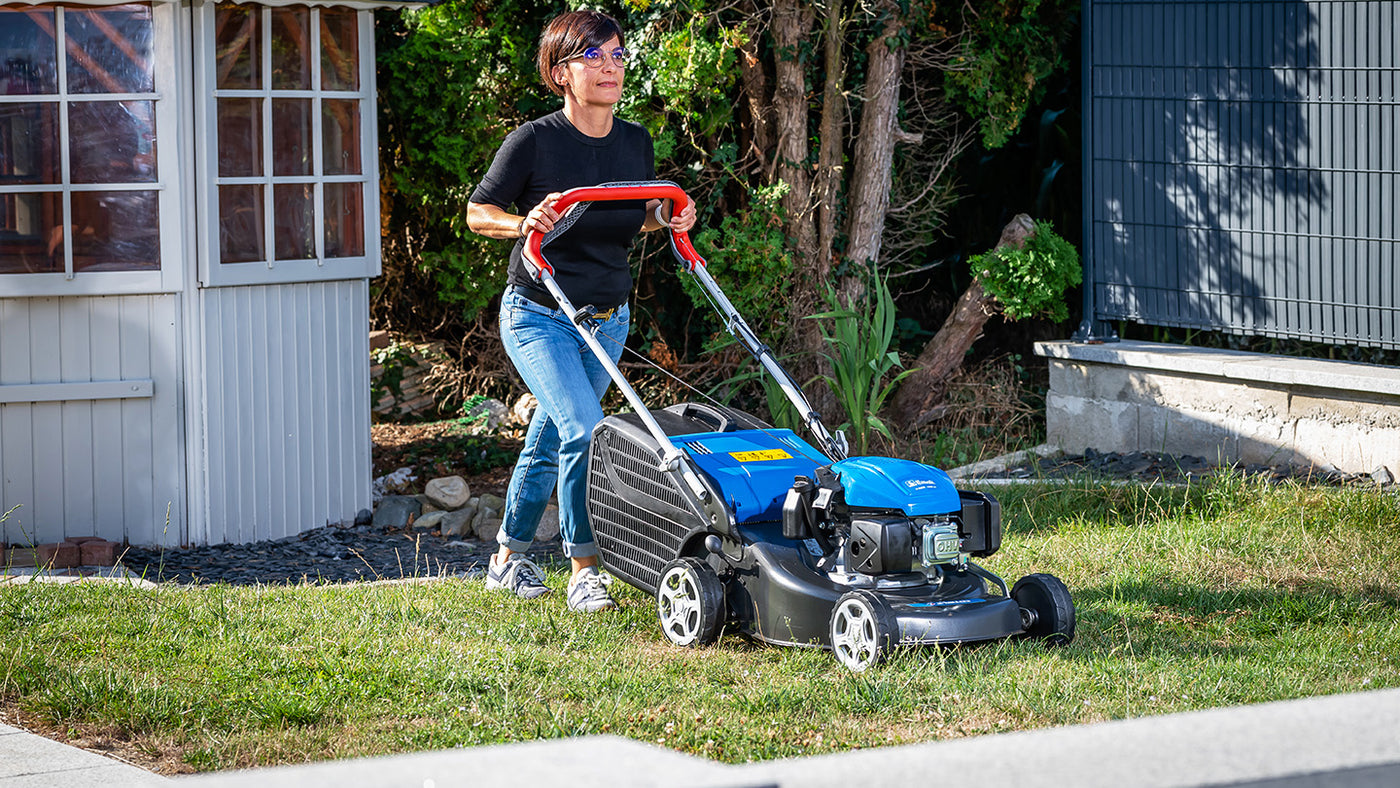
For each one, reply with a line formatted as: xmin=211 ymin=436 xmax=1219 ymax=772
xmin=1 ymin=473 xmax=1397 ymax=771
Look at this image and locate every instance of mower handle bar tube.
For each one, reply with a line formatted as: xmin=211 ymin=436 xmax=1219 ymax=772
xmin=520 ymin=181 xmax=847 ymax=467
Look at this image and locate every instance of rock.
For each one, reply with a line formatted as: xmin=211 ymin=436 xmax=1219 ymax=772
xmin=371 ymin=495 xmax=421 ymax=529
xmin=472 ymin=515 xmax=503 ymax=543
xmin=536 ymin=504 xmax=560 ymax=542
xmin=354 ymin=508 xmax=372 ymax=527
xmin=478 ymin=493 xmax=506 ymax=513
xmin=512 ymin=394 xmax=539 ymax=426
xmin=440 ymin=505 xmax=477 ymax=538
xmin=425 ymin=476 xmax=471 ymax=510
xmin=413 ymin=511 xmax=447 ymax=532
xmin=372 ymin=467 xmax=417 ymax=504
xmin=1373 ymin=466 xmax=1395 ymax=486
xmin=414 ymin=494 xmax=441 ymax=514
xmin=462 ymin=398 xmax=511 ymax=433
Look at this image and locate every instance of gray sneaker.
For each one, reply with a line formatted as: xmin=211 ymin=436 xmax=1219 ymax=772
xmin=485 ymin=554 xmax=550 ymax=599
xmin=567 ymin=567 xmax=618 ymax=612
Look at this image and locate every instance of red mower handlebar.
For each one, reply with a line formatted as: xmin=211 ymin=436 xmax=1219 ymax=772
xmin=522 ymin=182 xmax=705 ymax=278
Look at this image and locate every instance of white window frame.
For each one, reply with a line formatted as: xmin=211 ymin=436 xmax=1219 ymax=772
xmin=0 ymin=1 xmax=185 ymax=297
xmin=193 ymin=1 xmax=380 ymax=288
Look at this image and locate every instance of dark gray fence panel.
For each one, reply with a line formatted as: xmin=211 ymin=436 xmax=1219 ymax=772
xmin=1083 ymin=0 xmax=1399 ymax=349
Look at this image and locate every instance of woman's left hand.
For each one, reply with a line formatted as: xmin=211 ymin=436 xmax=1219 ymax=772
xmin=669 ymin=199 xmax=697 ymax=233
xmin=647 ymin=196 xmax=698 ymax=234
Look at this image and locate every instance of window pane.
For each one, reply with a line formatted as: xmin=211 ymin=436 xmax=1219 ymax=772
xmin=269 ymin=7 xmax=309 ymax=90
xmin=69 ymin=100 xmax=156 ymax=183
xmin=65 ymin=4 xmax=154 ymax=95
xmin=0 ymin=6 xmax=58 ymax=95
xmin=273 ymin=183 xmax=313 ymax=260
xmin=70 ymin=189 xmax=158 ymax=271
xmin=324 ymin=182 xmax=362 ymax=258
xmin=217 ymin=97 xmax=262 ymax=177
xmin=271 ymin=97 xmax=311 ymax=176
xmin=0 ymin=102 xmax=59 ymax=183
xmin=0 ymin=191 xmax=61 ymax=273
xmin=219 ymin=184 xmax=264 ymax=263
xmin=321 ymin=99 xmax=359 ymax=175
xmin=319 ymin=8 xmax=357 ymax=91
xmin=214 ymin=2 xmax=259 ymax=90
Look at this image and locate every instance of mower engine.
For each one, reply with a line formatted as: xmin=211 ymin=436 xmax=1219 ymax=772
xmin=782 ymin=466 xmax=1002 ymax=584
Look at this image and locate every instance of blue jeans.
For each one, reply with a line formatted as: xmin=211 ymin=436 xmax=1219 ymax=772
xmin=497 ymin=288 xmax=629 ymax=558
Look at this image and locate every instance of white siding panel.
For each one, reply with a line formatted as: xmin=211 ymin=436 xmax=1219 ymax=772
xmin=0 ymin=295 xmax=184 ymax=547
xmin=199 ymin=280 xmax=371 ymax=545
xmin=61 ymin=299 xmax=96 ymax=535
xmin=89 ymin=299 xmax=126 ymax=543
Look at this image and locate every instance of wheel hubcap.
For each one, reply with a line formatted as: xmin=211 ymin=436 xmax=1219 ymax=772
xmin=658 ymin=568 xmax=702 ymax=645
xmin=832 ymin=600 xmax=878 ymax=670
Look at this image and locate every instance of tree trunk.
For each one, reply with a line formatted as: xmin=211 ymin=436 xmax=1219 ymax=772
xmin=737 ymin=7 xmax=773 ymax=165
xmin=889 ymin=214 xmax=1037 ymax=428
xmin=814 ymin=0 xmax=847 ymax=280
xmin=770 ymin=0 xmax=817 ymax=268
xmin=841 ymin=2 xmax=905 ymax=298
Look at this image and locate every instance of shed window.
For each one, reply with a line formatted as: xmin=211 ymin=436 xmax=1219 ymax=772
xmin=201 ymin=2 xmax=376 ymax=285
xmin=0 ymin=3 xmax=173 ymax=285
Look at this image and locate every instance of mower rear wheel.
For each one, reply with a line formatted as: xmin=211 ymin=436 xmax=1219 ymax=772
xmin=1011 ymin=573 xmax=1076 ymax=645
xmin=829 ymin=590 xmax=898 ymax=672
xmin=656 ymin=558 xmax=725 ymax=647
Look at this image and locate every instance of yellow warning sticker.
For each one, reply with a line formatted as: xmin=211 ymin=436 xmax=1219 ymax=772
xmin=729 ymin=449 xmax=792 ymax=462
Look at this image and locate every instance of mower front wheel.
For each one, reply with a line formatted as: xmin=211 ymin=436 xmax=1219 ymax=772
xmin=1011 ymin=573 xmax=1076 ymax=645
xmin=829 ymin=590 xmax=898 ymax=672
xmin=656 ymin=558 xmax=726 ymax=647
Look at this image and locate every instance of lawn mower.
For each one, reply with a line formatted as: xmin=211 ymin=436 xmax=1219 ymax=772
xmin=522 ymin=181 xmax=1075 ymax=670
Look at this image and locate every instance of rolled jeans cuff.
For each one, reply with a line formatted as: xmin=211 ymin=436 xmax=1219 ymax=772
xmin=562 ymin=540 xmax=599 ymax=559
xmin=496 ymin=530 xmax=533 ymax=554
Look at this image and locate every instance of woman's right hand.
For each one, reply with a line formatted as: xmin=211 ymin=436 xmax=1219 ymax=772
xmin=521 ymin=192 xmax=565 ymax=236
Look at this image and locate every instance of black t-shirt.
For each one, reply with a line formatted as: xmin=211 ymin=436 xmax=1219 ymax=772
xmin=470 ymin=110 xmax=655 ymax=309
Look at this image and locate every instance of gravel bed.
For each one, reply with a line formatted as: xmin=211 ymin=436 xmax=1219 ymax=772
xmin=118 ymin=526 xmax=560 ymax=587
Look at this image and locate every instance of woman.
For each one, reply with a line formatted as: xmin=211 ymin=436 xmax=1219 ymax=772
xmin=466 ymin=10 xmax=696 ymax=612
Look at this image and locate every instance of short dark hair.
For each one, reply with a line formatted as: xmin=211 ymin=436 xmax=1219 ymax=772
xmin=536 ymin=10 xmax=625 ymax=97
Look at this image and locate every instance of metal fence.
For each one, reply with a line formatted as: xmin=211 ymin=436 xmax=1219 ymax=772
xmin=1079 ymin=0 xmax=1399 ymax=349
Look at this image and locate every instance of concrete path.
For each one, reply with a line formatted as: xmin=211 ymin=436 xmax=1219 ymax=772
xmin=0 ymin=723 xmax=167 ymax=787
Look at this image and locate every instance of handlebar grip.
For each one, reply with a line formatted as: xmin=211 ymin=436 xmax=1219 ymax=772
xmin=522 ymin=180 xmax=704 ymax=279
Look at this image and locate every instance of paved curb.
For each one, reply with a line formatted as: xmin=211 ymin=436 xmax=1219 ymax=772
xmin=946 ymin=444 xmax=1063 ymax=480
xmin=172 ymin=688 xmax=1400 ymax=788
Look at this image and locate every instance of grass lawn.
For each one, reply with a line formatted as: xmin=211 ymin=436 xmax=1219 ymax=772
xmin=2 ymin=473 xmax=1397 ymax=773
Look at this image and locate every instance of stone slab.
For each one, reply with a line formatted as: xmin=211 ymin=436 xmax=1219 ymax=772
xmin=1036 ymin=340 xmax=1400 ymax=475
xmin=1036 ymin=341 xmax=1400 ymax=397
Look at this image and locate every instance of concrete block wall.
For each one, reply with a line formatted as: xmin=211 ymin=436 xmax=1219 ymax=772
xmin=1034 ymin=341 xmax=1400 ymax=475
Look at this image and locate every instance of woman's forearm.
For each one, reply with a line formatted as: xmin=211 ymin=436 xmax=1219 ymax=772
xmin=467 ymin=202 xmax=525 ymax=240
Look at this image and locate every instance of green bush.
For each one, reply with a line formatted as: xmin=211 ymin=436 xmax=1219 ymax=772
xmin=971 ymin=220 xmax=1080 ymax=321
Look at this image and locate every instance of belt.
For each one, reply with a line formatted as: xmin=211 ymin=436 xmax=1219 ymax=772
xmin=510 ymin=287 xmax=619 ymax=320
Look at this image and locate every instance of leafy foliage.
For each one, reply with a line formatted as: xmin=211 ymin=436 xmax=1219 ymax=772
xmin=972 ymin=220 xmax=1081 ymax=321
xmin=376 ymin=0 xmax=558 ymax=320
xmin=940 ymin=0 xmax=1080 ymax=149
xmin=808 ymin=276 xmax=914 ymax=455
xmin=683 ymin=181 xmax=793 ymax=350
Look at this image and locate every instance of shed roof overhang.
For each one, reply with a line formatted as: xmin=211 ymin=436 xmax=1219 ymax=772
xmin=4 ymin=0 xmax=427 ymax=9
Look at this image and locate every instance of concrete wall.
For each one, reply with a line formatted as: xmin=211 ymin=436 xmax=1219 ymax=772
xmin=1036 ymin=340 xmax=1400 ymax=475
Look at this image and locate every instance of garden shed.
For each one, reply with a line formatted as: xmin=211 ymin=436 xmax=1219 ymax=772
xmin=1 ymin=0 xmax=410 ymax=548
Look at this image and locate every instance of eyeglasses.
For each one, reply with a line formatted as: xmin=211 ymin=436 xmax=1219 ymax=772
xmin=561 ymin=46 xmax=631 ymax=69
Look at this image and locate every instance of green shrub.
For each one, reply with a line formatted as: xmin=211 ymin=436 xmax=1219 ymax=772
xmin=971 ymin=220 xmax=1080 ymax=321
